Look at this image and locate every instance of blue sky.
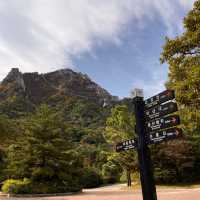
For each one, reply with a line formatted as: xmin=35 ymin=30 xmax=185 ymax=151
xmin=73 ymin=3 xmax=192 ymax=98
xmin=0 ymin=0 xmax=195 ymax=98
xmin=73 ymin=18 xmax=168 ymax=98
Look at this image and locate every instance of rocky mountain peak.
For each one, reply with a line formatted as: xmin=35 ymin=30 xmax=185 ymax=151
xmin=2 ymin=68 xmax=26 ymax=91
xmin=0 ymin=68 xmax=118 ymax=107
xmin=2 ymin=68 xmax=20 ymax=83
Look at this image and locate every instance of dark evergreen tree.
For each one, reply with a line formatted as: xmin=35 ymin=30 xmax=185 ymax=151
xmin=5 ymin=105 xmax=83 ymax=193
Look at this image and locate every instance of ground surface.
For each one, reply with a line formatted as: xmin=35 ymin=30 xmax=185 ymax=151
xmin=1 ymin=184 xmax=200 ymax=200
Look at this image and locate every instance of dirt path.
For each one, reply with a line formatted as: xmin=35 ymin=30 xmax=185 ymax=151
xmin=1 ymin=184 xmax=200 ymax=200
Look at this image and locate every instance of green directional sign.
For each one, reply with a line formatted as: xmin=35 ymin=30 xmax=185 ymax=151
xmin=146 ymin=115 xmax=180 ymax=132
xmin=116 ymin=138 xmax=137 ymax=152
xmin=147 ymin=128 xmax=182 ymax=145
xmin=145 ymin=102 xmax=178 ymax=121
xmin=145 ymin=90 xmax=175 ymax=109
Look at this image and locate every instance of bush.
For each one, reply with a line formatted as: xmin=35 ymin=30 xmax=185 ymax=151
xmin=1 ymin=178 xmax=32 ymax=194
xmin=0 ymin=149 xmax=6 ymax=185
xmin=102 ymin=161 xmax=122 ymax=184
xmin=1 ymin=178 xmax=82 ymax=194
xmin=154 ymin=168 xmax=177 ymax=184
xmin=29 ymin=180 xmax=82 ymax=194
xmin=82 ymin=168 xmax=102 ymax=188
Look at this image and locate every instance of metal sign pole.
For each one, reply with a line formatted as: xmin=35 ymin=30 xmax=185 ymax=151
xmin=134 ymin=95 xmax=157 ymax=200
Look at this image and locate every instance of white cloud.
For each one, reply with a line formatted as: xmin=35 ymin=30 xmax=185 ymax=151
xmin=131 ymin=65 xmax=168 ymax=99
xmin=179 ymin=0 xmax=195 ymax=8
xmin=132 ymin=80 xmax=165 ymax=99
xmin=0 ymin=0 xmax=195 ymax=81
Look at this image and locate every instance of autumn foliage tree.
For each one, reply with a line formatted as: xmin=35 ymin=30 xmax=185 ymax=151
xmin=157 ymin=0 xmax=200 ymax=183
xmin=160 ymin=0 xmax=200 ymax=137
xmin=160 ymin=0 xmax=200 ymax=112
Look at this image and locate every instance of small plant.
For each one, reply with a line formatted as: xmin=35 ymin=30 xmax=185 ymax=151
xmin=1 ymin=178 xmax=32 ymax=194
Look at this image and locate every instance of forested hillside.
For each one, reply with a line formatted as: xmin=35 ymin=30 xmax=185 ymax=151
xmin=0 ymin=68 xmax=126 ymax=194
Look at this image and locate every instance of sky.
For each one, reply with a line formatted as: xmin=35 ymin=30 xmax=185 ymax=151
xmin=0 ymin=0 xmax=196 ymax=98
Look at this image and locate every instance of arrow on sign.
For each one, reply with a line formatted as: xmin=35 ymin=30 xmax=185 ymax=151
xmin=145 ymin=102 xmax=178 ymax=121
xmin=145 ymin=90 xmax=175 ymax=110
xmin=147 ymin=128 xmax=182 ymax=145
xmin=146 ymin=115 xmax=180 ymax=132
xmin=116 ymin=138 xmax=137 ymax=152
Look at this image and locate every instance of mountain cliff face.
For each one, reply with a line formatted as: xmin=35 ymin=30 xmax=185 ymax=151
xmin=0 ymin=68 xmax=118 ymax=118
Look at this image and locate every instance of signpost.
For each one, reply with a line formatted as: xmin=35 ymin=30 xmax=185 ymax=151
xmin=147 ymin=127 xmax=182 ymax=145
xmin=145 ymin=102 xmax=178 ymax=120
xmin=115 ymin=89 xmax=182 ymax=200
xmin=146 ymin=115 xmax=180 ymax=132
xmin=134 ymin=95 xmax=157 ymax=200
xmin=144 ymin=90 xmax=175 ymax=109
xmin=116 ymin=139 xmax=137 ymax=152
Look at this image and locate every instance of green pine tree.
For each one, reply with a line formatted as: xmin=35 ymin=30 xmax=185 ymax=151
xmin=5 ymin=104 xmax=83 ymax=193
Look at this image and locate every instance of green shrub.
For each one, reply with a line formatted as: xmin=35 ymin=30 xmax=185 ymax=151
xmin=82 ymin=168 xmax=102 ymax=188
xmin=154 ymin=168 xmax=177 ymax=184
xmin=1 ymin=179 xmax=82 ymax=194
xmin=1 ymin=178 xmax=32 ymax=194
xmin=30 ymin=181 xmax=82 ymax=194
xmin=102 ymin=161 xmax=122 ymax=184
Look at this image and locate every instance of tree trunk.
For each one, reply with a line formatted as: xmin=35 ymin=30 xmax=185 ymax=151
xmin=127 ymin=170 xmax=132 ymax=187
xmin=175 ymin=167 xmax=182 ymax=183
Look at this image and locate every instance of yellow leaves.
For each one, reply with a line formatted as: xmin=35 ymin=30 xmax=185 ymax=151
xmin=161 ymin=1 xmax=200 ymax=108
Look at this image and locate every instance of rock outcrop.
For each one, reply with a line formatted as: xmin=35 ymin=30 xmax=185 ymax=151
xmin=2 ymin=68 xmax=26 ymax=91
xmin=0 ymin=68 xmax=118 ymax=116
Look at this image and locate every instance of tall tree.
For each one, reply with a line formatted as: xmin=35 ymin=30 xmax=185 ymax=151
xmin=5 ymin=104 xmax=83 ymax=193
xmin=0 ymin=115 xmax=19 ymax=147
xmin=105 ymin=105 xmax=137 ymax=186
xmin=160 ymin=0 xmax=200 ymax=136
xmin=157 ymin=0 xmax=200 ymax=183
